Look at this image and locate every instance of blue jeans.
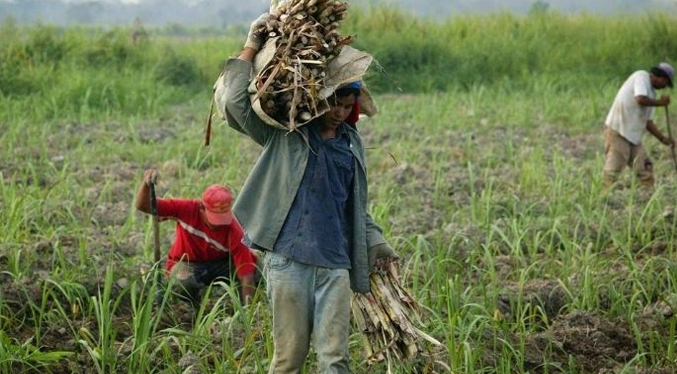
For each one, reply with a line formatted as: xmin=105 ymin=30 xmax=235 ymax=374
xmin=265 ymin=251 xmax=351 ymax=374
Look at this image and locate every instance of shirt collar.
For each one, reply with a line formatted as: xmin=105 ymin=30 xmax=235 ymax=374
xmin=336 ymin=123 xmax=349 ymax=138
xmin=309 ymin=122 xmax=350 ymax=140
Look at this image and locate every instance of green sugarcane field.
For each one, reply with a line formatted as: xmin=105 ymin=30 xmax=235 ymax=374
xmin=3 ymin=0 xmax=677 ymax=373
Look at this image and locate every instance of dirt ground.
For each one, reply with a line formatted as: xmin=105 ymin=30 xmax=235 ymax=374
xmin=368 ymin=124 xmax=677 ymax=373
xmin=3 ymin=123 xmax=677 ymax=373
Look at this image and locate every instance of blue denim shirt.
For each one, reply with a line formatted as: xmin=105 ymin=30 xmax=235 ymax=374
xmin=273 ymin=123 xmax=354 ymax=269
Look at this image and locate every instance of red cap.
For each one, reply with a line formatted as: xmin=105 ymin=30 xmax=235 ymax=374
xmin=202 ymin=185 xmax=234 ymax=226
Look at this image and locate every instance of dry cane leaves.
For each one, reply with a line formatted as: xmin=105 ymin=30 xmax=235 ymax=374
xmin=254 ymin=0 xmax=355 ymax=129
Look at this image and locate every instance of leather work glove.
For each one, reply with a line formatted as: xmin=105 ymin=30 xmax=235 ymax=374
xmin=244 ymin=13 xmax=270 ymax=51
xmin=368 ymin=243 xmax=399 ymax=271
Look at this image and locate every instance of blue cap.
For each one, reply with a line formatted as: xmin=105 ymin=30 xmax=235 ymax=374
xmin=342 ymin=81 xmax=361 ymax=90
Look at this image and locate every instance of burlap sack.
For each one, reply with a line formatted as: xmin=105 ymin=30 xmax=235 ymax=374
xmin=213 ymin=39 xmax=378 ymax=130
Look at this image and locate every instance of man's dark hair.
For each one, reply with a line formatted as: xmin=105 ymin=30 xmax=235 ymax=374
xmin=651 ymin=66 xmax=670 ymax=79
xmin=332 ymin=86 xmax=360 ymax=99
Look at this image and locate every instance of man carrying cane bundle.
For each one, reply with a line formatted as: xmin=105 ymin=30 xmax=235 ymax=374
xmin=603 ymin=62 xmax=676 ymax=188
xmin=222 ymin=11 xmax=398 ymax=374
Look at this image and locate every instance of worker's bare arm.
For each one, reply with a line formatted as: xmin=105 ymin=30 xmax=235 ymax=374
xmin=636 ymin=94 xmax=670 ymax=107
xmin=135 ymin=169 xmax=158 ymax=214
xmin=647 ymin=120 xmax=675 ymax=146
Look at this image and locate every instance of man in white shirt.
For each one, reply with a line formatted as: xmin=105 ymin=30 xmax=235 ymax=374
xmin=604 ymin=62 xmax=675 ymax=187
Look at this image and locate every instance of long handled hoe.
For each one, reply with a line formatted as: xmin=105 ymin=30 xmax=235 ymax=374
xmin=149 ymin=179 xmax=163 ymax=298
xmin=665 ymin=106 xmax=677 ymax=172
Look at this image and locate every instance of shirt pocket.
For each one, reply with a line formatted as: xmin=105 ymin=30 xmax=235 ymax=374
xmin=332 ymin=148 xmax=355 ymax=174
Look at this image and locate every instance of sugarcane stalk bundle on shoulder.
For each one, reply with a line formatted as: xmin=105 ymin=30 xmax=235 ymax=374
xmin=351 ymin=262 xmax=443 ymax=368
xmin=253 ymin=0 xmax=355 ymax=129
xmin=210 ymin=0 xmax=378 ymax=139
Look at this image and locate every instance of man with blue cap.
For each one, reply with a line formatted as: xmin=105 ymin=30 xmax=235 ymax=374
xmin=603 ymin=62 xmax=676 ymax=188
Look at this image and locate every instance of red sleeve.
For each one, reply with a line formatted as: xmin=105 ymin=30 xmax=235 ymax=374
xmin=156 ymin=199 xmax=196 ymax=220
xmin=227 ymin=221 xmax=257 ymax=277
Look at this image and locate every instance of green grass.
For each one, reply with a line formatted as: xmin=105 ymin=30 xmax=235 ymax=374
xmin=3 ymin=8 xmax=677 ymax=374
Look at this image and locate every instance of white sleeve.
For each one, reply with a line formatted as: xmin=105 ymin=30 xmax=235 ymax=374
xmin=633 ymin=73 xmax=651 ymax=98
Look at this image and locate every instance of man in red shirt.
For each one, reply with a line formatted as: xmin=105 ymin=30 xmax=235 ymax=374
xmin=135 ymin=169 xmax=257 ymax=306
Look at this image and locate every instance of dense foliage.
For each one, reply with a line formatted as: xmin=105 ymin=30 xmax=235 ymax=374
xmin=345 ymin=8 xmax=677 ymax=91
xmin=2 ymin=9 xmax=677 ymax=122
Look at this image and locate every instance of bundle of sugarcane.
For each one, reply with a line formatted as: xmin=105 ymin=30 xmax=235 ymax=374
xmin=351 ymin=263 xmax=443 ymax=368
xmin=253 ymin=0 xmax=355 ymax=129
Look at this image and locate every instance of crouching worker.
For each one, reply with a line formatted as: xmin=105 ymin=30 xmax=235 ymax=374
xmin=222 ymin=14 xmax=399 ymax=374
xmin=135 ymin=169 xmax=257 ymax=306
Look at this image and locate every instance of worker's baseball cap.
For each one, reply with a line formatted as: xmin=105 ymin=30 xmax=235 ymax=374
xmin=202 ymin=185 xmax=234 ymax=226
xmin=657 ymin=62 xmax=674 ymax=88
